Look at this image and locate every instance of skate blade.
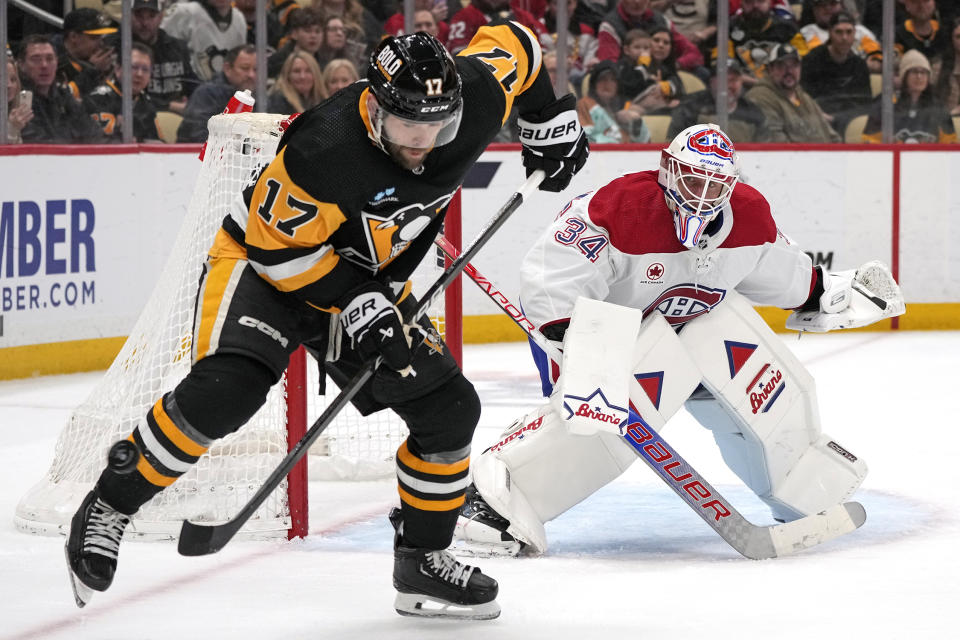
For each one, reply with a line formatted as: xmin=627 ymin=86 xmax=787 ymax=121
xmin=394 ymin=592 xmax=501 ymax=620
xmin=64 ymin=546 xmax=93 ymax=608
xmin=449 ymin=539 xmax=522 ymax=559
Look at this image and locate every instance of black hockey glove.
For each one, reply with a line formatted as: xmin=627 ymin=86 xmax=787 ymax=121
xmin=518 ymin=93 xmax=589 ymax=192
xmin=338 ymin=282 xmax=411 ymax=371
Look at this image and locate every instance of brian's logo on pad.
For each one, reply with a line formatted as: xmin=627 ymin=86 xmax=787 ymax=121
xmin=643 ymin=284 xmax=726 ymax=327
xmin=561 ymin=388 xmax=626 ymax=429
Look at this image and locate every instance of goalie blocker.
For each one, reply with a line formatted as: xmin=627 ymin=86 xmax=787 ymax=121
xmin=457 ymin=294 xmax=869 ymax=555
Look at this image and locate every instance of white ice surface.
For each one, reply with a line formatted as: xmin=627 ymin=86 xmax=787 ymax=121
xmin=1 ymin=333 xmax=958 ymax=639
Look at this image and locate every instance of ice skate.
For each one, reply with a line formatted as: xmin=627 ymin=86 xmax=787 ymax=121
xmin=453 ymin=483 xmax=525 ymax=557
xmin=390 ymin=508 xmax=500 ymax=620
xmin=65 ymin=489 xmax=131 ymax=608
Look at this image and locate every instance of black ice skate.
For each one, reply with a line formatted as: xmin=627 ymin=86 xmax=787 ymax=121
xmin=389 ymin=508 xmax=500 ymax=620
xmin=65 ymin=489 xmax=131 ymax=608
xmin=453 ymin=483 xmax=525 ymax=557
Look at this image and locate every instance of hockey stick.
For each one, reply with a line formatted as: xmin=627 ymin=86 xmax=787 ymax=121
xmin=433 ymin=240 xmax=866 ymax=560
xmin=177 ymin=171 xmax=545 ymax=556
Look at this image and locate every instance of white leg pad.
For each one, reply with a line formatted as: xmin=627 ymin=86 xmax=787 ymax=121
xmin=471 ymin=309 xmax=702 ymax=553
xmin=679 ymin=291 xmax=868 ymax=520
xmin=471 ymin=404 xmax=636 ymax=553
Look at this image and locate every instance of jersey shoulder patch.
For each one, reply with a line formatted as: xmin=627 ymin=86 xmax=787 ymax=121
xmin=586 ymin=170 xmax=685 ymax=255
xmin=719 ymin=182 xmax=777 ymax=248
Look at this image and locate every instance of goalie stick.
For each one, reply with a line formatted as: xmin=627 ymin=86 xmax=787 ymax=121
xmin=176 ymin=170 xmax=545 ymax=556
xmin=433 ymin=239 xmax=866 ymax=560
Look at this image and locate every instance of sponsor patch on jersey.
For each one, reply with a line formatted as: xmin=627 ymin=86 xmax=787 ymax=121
xmin=646 ymin=262 xmax=665 ymax=281
xmin=643 ymin=284 xmax=726 ymax=327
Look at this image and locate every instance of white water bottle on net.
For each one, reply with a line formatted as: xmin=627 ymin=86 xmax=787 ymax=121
xmin=15 ymin=112 xmax=461 ymax=540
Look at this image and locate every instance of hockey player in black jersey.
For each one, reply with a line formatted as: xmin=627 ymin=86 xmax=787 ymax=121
xmin=66 ymin=24 xmax=588 ymax=619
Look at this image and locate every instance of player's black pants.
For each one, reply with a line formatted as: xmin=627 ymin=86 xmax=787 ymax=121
xmin=98 ymin=257 xmax=480 ymax=550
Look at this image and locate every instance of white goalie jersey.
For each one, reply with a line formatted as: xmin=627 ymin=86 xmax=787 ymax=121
xmin=520 ymin=170 xmax=814 ymax=351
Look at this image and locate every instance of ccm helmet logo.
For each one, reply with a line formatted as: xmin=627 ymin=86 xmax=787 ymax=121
xmin=420 ymin=104 xmax=450 ymax=113
xmin=238 ymin=315 xmax=289 ymax=348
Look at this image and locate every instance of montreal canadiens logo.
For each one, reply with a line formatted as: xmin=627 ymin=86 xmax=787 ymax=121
xmin=644 ymin=284 xmax=726 ymax=326
xmin=687 ymin=129 xmax=734 ymax=161
xmin=646 ymin=263 xmax=664 ymax=280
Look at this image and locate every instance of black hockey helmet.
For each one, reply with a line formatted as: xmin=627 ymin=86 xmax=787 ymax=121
xmin=367 ymin=33 xmax=463 ymax=154
xmin=367 ymin=33 xmax=462 ymax=123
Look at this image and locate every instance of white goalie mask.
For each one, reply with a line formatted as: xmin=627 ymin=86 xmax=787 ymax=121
xmin=658 ymin=124 xmax=741 ymax=249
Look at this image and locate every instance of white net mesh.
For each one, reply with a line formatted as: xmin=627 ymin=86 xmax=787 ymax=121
xmin=14 ymin=113 xmax=455 ymax=538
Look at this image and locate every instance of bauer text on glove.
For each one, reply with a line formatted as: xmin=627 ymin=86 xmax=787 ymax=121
xmin=338 ymin=283 xmax=412 ymax=370
xmin=518 ymin=94 xmax=589 ymax=192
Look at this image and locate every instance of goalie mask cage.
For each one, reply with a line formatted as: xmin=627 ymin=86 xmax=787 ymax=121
xmin=14 ymin=113 xmax=462 ymax=541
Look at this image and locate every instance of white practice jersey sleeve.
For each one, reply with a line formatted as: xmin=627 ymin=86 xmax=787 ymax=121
xmin=520 ymin=170 xmax=814 ymax=336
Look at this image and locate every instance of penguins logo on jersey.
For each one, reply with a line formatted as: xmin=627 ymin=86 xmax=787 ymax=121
xmin=340 ymin=191 xmax=456 ymax=272
xmin=644 ymin=284 xmax=726 ymax=327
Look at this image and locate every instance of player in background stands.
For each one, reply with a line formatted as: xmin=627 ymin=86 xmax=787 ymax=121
xmin=65 ymin=24 xmax=587 ymax=619
xmin=176 ymin=44 xmax=257 ymax=142
xmin=57 ymin=8 xmax=118 ymax=100
xmin=18 ymin=34 xmax=104 ymax=143
xmin=83 ymin=42 xmax=160 ymax=142
xmin=456 ymin=123 xmax=886 ymax=557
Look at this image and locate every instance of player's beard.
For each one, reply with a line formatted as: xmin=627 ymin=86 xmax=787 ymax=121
xmin=385 ymin=140 xmax=433 ymax=172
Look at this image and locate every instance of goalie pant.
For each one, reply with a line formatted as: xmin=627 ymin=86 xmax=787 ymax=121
xmin=464 ymin=292 xmax=868 ymax=554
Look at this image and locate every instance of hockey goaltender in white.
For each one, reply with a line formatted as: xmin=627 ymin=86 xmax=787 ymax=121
xmin=455 ymin=123 xmax=905 ymax=557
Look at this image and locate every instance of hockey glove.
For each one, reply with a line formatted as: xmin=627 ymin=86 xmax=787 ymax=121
xmin=338 ymin=282 xmax=412 ymax=371
xmin=518 ymin=94 xmax=589 ymax=192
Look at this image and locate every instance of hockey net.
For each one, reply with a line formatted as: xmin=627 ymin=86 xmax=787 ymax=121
xmin=14 ymin=112 xmax=461 ymax=540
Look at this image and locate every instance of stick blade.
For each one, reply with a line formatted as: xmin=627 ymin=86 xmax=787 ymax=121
xmin=767 ymin=501 xmax=866 ymax=558
xmin=177 ymin=519 xmax=238 ymax=556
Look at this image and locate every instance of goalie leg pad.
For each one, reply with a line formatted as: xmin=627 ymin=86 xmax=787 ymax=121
xmin=469 ymin=403 xmax=637 ymax=553
xmin=679 ymin=291 xmax=868 ymax=520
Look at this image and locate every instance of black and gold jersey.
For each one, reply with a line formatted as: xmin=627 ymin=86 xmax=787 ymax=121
xmin=215 ymin=21 xmax=554 ymax=311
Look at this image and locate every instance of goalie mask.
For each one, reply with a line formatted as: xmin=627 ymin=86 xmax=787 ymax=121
xmin=366 ymin=33 xmax=463 ymax=151
xmin=658 ymin=124 xmax=740 ymax=249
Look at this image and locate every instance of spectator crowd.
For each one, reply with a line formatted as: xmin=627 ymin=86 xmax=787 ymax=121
xmin=5 ymin=0 xmax=960 ymax=144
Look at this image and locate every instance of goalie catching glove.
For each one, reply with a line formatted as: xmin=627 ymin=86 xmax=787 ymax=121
xmin=786 ymin=260 xmax=905 ymax=332
xmin=338 ymin=282 xmax=412 ymax=371
xmin=518 ymin=94 xmax=589 ymax=192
